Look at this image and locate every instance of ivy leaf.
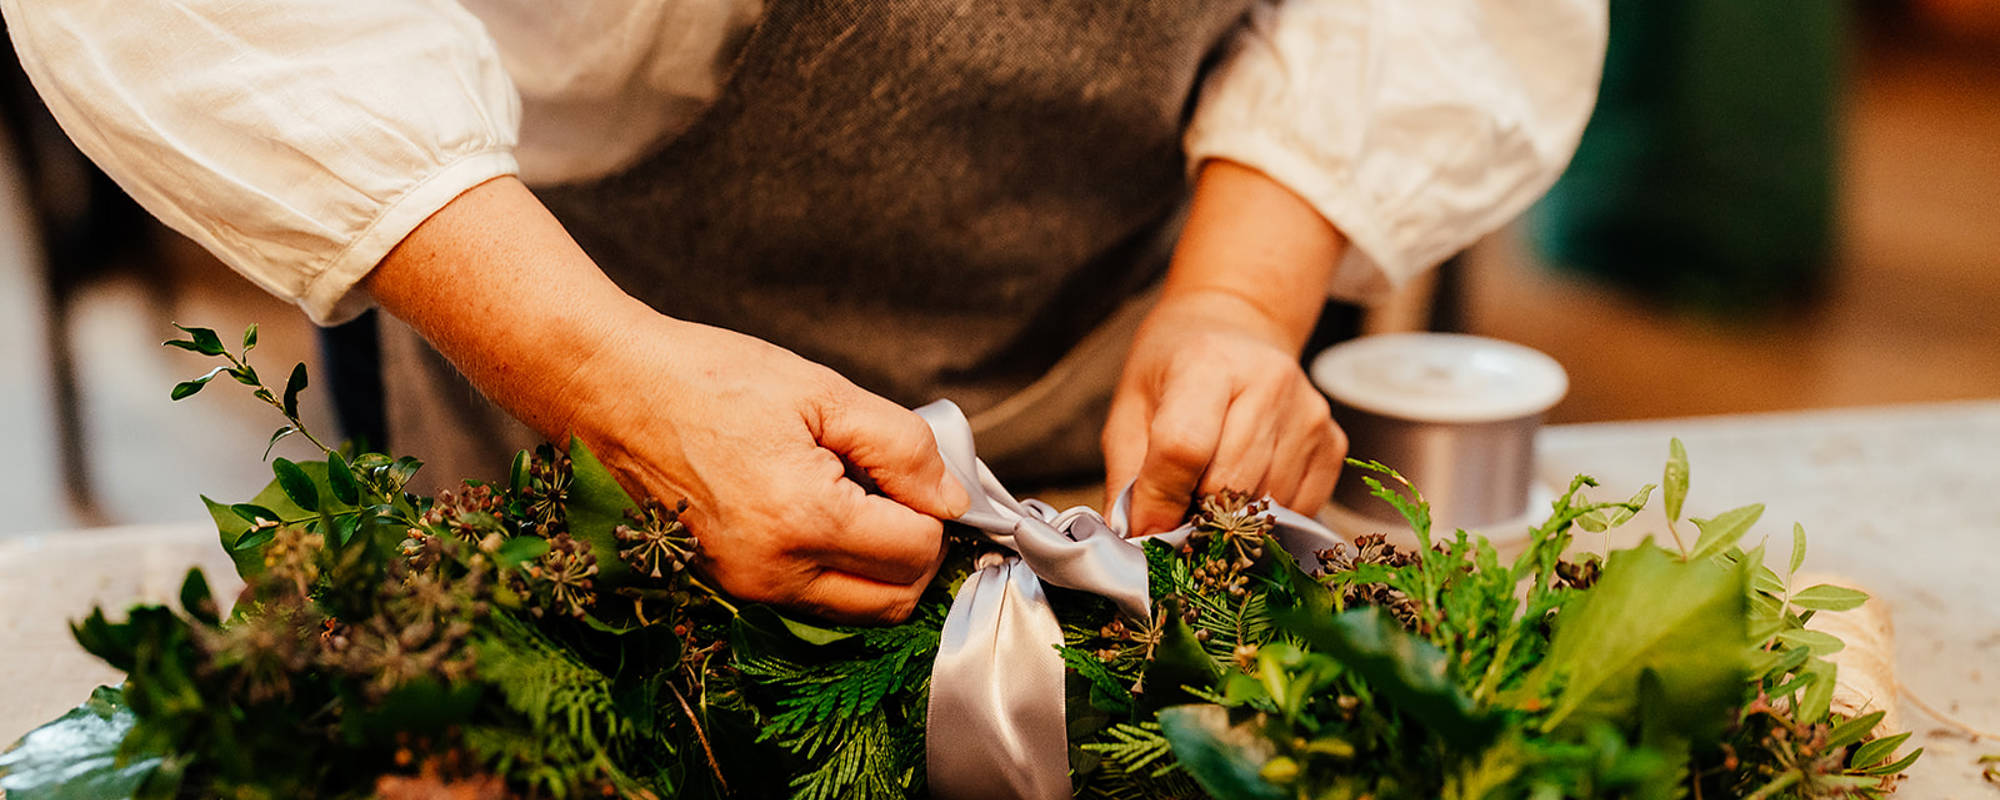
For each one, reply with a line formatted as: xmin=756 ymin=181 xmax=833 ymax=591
xmin=1688 ymin=504 xmax=1764 ymax=563
xmin=1281 ymin=607 xmax=1500 ymax=749
xmin=1156 ymin=705 xmax=1286 ymax=800
xmin=1663 ymin=438 xmax=1689 ymax=524
xmin=1528 ymin=540 xmax=1751 ymax=741
xmin=272 ymin=458 xmax=319 ymax=512
xmin=0 ymin=686 xmax=161 ymax=800
xmin=493 ymin=535 xmax=550 ymax=569
xmin=171 ymin=323 xmax=225 ymax=356
xmin=564 ymin=436 xmax=638 ymax=587
xmin=326 ymin=452 xmax=360 ymax=506
xmin=1791 ymin=584 xmax=1868 ymax=612
xmin=282 ymin=364 xmax=308 ymax=419
xmin=1140 ymin=596 xmax=1224 ymax=711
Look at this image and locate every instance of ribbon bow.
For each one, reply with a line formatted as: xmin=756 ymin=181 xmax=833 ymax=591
xmin=915 ymin=400 xmax=1345 ymax=800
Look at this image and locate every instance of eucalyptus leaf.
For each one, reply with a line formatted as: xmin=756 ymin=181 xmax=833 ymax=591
xmin=1790 ymin=523 xmax=1807 ymax=576
xmin=1790 ymin=584 xmax=1868 ymax=612
xmin=1663 ymin=439 xmax=1689 ymax=524
xmin=1775 ymin=628 xmax=1845 ymax=656
xmin=1688 ymin=504 xmax=1763 ymax=563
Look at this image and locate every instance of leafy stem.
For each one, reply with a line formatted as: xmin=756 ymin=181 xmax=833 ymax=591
xmin=165 ymin=322 xmax=332 ymax=456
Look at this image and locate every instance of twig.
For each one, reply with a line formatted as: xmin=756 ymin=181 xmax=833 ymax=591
xmin=669 ymin=682 xmax=730 ymax=795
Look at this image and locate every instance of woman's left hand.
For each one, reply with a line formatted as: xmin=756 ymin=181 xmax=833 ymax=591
xmin=1102 ymin=159 xmax=1351 ymax=535
xmin=1103 ymin=291 xmax=1345 ymax=535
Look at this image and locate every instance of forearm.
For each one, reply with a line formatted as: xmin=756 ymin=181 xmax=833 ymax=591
xmin=1155 ymin=159 xmax=1346 ymax=352
xmin=364 ymin=176 xmax=657 ymax=441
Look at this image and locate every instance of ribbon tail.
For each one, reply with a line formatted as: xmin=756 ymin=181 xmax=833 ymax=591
xmin=926 ymin=556 xmax=1072 ymax=800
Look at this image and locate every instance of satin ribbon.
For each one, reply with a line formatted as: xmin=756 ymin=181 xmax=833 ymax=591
xmin=915 ymin=400 xmax=1346 ymax=800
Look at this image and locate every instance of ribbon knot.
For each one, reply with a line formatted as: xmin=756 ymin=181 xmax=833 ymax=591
xmin=915 ymin=400 xmax=1344 ymax=800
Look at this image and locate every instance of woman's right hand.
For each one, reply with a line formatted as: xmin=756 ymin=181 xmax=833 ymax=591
xmin=367 ymin=177 xmax=967 ymax=624
xmin=567 ymin=314 xmax=969 ymax=623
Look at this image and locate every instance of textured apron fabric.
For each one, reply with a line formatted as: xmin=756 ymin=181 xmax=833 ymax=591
xmin=382 ymin=0 xmax=1254 ymax=489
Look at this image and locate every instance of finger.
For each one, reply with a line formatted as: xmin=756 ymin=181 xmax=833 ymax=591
xmin=1196 ymin=386 xmax=1279 ymax=498
xmin=817 ymin=390 xmax=971 ymax=519
xmin=1264 ymin=388 xmax=1334 ymax=509
xmin=1128 ymin=377 xmax=1232 ymax=535
xmin=1100 ymin=392 xmax=1150 ymax=510
xmin=794 ymin=569 xmax=931 ymax=625
xmin=802 ymin=483 xmax=948 ymax=585
xmin=1292 ymin=424 xmax=1347 ymax=517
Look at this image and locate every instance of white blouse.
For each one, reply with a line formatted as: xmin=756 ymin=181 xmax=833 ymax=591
xmin=2 ymin=0 xmax=1605 ymax=324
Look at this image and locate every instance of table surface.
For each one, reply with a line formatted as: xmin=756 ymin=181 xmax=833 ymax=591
xmin=4 ymin=401 xmax=1996 ymax=795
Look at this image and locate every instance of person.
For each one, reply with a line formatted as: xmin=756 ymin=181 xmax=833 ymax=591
xmin=2 ymin=0 xmax=1605 ymax=624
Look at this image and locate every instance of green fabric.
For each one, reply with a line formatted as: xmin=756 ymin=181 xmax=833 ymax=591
xmin=1532 ymin=0 xmax=1849 ymax=309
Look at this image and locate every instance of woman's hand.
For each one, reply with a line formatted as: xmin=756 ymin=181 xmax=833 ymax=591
xmin=1104 ymin=160 xmax=1350 ymax=534
xmin=368 ymin=177 xmax=968 ymax=624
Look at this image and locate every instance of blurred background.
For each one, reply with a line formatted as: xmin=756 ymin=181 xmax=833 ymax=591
xmin=0 ymin=0 xmax=1995 ymax=535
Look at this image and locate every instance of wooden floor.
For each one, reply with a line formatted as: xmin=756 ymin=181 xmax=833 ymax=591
xmin=0 ymin=33 xmax=1995 ymax=533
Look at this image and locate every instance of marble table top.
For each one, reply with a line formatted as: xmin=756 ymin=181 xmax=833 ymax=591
xmin=4 ymin=401 xmax=1996 ymax=795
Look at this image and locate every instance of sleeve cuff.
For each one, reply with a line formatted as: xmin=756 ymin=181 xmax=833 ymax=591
xmin=299 ymin=148 xmax=520 ymax=325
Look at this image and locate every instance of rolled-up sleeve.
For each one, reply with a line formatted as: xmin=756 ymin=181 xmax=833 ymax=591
xmin=1186 ymin=0 xmax=1607 ymax=301
xmin=2 ymin=0 xmax=522 ymax=324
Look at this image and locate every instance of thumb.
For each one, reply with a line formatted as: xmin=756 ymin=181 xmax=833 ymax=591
xmin=816 ymin=391 xmax=971 ymax=520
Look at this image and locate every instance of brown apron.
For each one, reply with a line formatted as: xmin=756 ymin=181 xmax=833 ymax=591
xmin=382 ymin=0 xmax=1255 ymax=489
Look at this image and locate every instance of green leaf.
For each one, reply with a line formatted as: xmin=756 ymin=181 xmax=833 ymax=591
xmin=493 ymin=535 xmax=550 ymax=569
xmin=1579 ymin=484 xmax=1656 ymax=533
xmin=1790 ymin=522 xmax=1807 ymax=576
xmin=171 ymin=324 xmax=225 ymax=356
xmin=177 ymin=569 xmax=219 ymax=626
xmin=226 ymin=365 xmax=258 ymax=387
xmin=281 ymin=363 xmax=308 ymax=419
xmin=1852 ymin=732 xmax=1914 ymax=770
xmin=1791 ymin=584 xmax=1869 ymax=612
xmin=1140 ymin=596 xmax=1225 ymax=711
xmin=228 ymin=503 xmax=276 ymax=524
xmin=241 ymin=323 xmax=258 ymax=350
xmin=1797 ymin=658 xmax=1837 ymax=723
xmin=1862 ymin=747 xmax=1922 ymax=776
xmin=262 ymin=426 xmax=295 ymax=460
xmin=1776 ymin=628 xmax=1845 ymax=656
xmin=331 ymin=512 xmax=361 ymax=547
xmin=272 ymin=458 xmax=318 ymax=512
xmin=1282 ymin=607 xmax=1501 ymax=748
xmin=1663 ymin=438 xmax=1689 ymax=524
xmin=326 ymin=452 xmax=360 ymax=505
xmin=231 ymin=527 xmax=277 ymax=551
xmin=1156 ymin=705 xmax=1286 ymax=800
xmin=0 ymin=686 xmax=161 ymax=800
xmin=1826 ymin=711 xmax=1886 ymax=750
xmin=564 ymin=436 xmax=638 ymax=587
xmin=1528 ymin=540 xmax=1752 ymax=740
xmin=167 ymin=366 xmax=227 ymax=401
xmin=509 ymin=450 xmax=531 ymax=492
xmin=1688 ymin=504 xmax=1764 ymax=562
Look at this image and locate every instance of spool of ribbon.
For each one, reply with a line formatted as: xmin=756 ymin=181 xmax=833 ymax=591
xmin=914 ymin=400 xmax=1348 ymax=800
